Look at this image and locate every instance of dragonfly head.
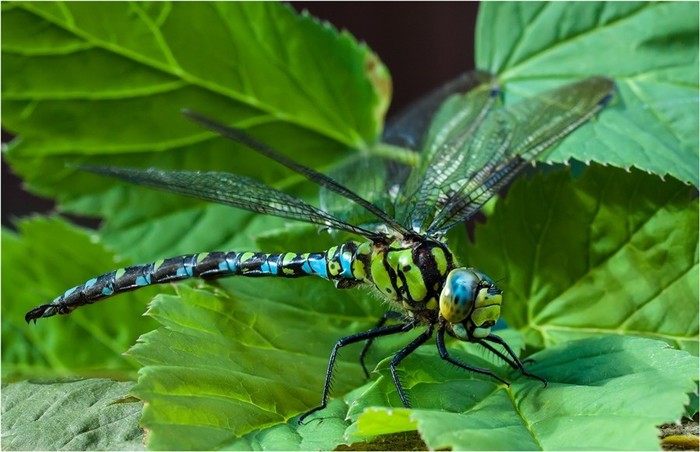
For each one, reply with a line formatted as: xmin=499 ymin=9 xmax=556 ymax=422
xmin=439 ymin=268 xmax=502 ymax=340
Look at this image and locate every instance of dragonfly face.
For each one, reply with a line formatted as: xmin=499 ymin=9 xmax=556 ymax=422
xmin=440 ymin=268 xmax=503 ymax=340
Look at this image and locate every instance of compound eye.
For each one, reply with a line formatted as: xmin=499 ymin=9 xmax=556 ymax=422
xmin=471 ymin=269 xmax=495 ymax=286
xmin=439 ymin=269 xmax=480 ymax=323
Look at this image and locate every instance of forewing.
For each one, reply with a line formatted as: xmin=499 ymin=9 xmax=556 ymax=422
xmin=426 ymin=76 xmax=616 ymax=234
xmin=82 ymin=166 xmax=377 ymax=238
xmin=183 ymin=110 xmax=411 ymax=237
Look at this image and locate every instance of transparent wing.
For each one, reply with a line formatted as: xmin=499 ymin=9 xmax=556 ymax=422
xmin=423 ymin=76 xmax=616 ymax=235
xmin=395 ymin=73 xmax=501 ymax=230
xmin=83 ymin=166 xmax=380 ymax=239
xmin=383 ymin=70 xmax=497 ymax=150
xmin=183 ymin=110 xmax=412 ymax=237
xmin=320 ymin=71 xmax=498 ymax=235
xmin=319 ymin=155 xmax=396 ymax=233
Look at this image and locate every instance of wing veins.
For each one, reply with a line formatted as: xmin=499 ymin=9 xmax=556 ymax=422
xmin=426 ymin=77 xmax=615 ymax=234
xmin=82 ymin=166 xmax=380 ymax=239
xmin=182 ymin=110 xmax=412 ymax=237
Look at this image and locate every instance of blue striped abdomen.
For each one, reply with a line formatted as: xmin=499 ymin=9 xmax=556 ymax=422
xmin=25 ymin=241 xmax=367 ymax=322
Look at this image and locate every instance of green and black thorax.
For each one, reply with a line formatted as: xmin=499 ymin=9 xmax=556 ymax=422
xmin=351 ymin=236 xmax=455 ymax=319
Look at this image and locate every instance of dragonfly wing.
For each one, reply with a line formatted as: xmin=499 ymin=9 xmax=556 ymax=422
xmin=319 ymin=155 xmax=396 ymax=233
xmin=82 ymin=166 xmax=379 ymax=239
xmin=320 ymin=71 xmax=498 ymax=236
xmin=425 ymin=76 xmax=616 ymax=234
xmin=394 ymin=72 xmax=501 ymax=231
xmin=383 ymin=70 xmax=497 ymax=150
xmin=183 ymin=110 xmax=412 ymax=237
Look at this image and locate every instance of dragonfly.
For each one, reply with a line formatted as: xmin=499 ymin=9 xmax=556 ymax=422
xmin=25 ymin=71 xmax=614 ymax=423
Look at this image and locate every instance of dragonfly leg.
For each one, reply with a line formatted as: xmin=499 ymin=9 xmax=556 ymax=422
xmin=389 ymin=324 xmax=434 ymax=408
xmin=482 ymin=334 xmax=547 ymax=387
xmin=298 ymin=320 xmax=415 ymax=425
xmin=476 ymin=340 xmax=521 ymax=369
xmin=435 ymin=326 xmax=510 ymax=386
xmin=359 ymin=311 xmax=405 ymax=379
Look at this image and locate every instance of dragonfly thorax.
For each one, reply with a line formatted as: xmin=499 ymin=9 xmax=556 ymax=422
xmin=358 ymin=237 xmax=455 ymax=315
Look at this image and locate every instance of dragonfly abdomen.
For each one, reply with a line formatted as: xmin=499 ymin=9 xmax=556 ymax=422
xmin=25 ymin=242 xmax=368 ymax=323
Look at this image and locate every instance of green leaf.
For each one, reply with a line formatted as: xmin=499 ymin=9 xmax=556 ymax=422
xmin=2 ymin=2 xmax=388 ymax=151
xmin=1 ymin=379 xmax=144 ymax=450
xmin=223 ymin=397 xmax=352 ymax=451
xmin=1 ymin=217 xmax=158 ymax=379
xmin=347 ymin=336 xmax=698 ymax=450
xmin=462 ymin=165 xmax=699 ymax=355
xmin=2 ymin=1 xmax=390 ymax=261
xmin=476 ymin=2 xmax=699 ymax=185
xmin=127 ymin=279 xmax=384 ymax=450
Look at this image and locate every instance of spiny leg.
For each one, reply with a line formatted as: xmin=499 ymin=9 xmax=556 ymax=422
xmin=298 ymin=321 xmax=416 ymax=424
xmin=389 ymin=325 xmax=434 ymax=409
xmin=483 ymin=334 xmax=547 ymax=386
xmin=435 ymin=326 xmax=510 ymax=386
xmin=477 ymin=340 xmax=522 ymax=369
xmin=359 ymin=311 xmax=406 ymax=379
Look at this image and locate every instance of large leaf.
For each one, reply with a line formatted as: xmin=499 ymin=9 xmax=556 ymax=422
xmin=461 ymin=165 xmax=699 ymax=355
xmin=130 ymin=284 xmax=698 ymax=451
xmin=477 ymin=2 xmax=699 ymax=186
xmin=1 ymin=379 xmax=144 ymax=450
xmin=2 ymin=2 xmax=387 ymax=152
xmin=1 ymin=217 xmax=158 ymax=380
xmin=127 ymin=280 xmax=384 ymax=450
xmin=2 ymin=1 xmax=390 ymax=261
xmin=124 ymin=222 xmax=388 ymax=450
xmin=346 ymin=336 xmax=699 ymax=450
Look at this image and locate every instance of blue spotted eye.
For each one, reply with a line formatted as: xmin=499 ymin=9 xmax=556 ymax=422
xmin=450 ymin=271 xmax=479 ymax=305
xmin=439 ymin=269 xmax=481 ymax=323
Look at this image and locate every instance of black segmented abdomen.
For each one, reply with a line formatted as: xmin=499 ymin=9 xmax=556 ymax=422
xmin=25 ymin=243 xmax=365 ymax=322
